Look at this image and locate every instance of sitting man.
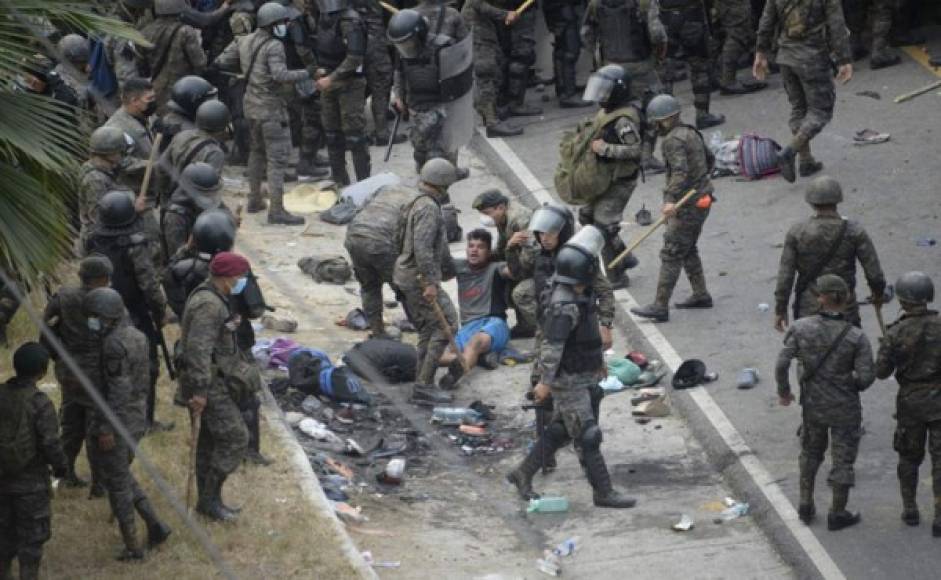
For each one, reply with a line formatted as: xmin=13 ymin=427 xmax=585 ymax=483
xmin=439 ymin=229 xmax=513 ymax=390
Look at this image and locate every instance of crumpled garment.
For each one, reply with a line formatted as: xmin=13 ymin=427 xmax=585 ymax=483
xmin=251 ymin=337 xmax=301 ymax=369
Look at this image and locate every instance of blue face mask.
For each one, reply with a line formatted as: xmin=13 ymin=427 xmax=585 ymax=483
xmin=231 ymin=276 xmax=248 ymax=295
xmin=87 ymin=317 xmax=102 ymax=332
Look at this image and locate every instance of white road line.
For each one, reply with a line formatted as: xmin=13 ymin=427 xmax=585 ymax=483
xmin=483 ymin=134 xmax=847 ymax=580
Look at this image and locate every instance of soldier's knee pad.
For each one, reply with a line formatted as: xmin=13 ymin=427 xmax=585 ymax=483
xmin=894 ymin=426 xmax=927 ymax=464
xmin=545 ymin=420 xmax=569 ymax=446
xmin=579 ymin=421 xmax=602 ymax=452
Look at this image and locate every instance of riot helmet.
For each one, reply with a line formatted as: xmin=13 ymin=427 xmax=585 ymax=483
xmin=646 ymin=94 xmax=681 ymax=121
xmin=179 ymin=162 xmax=223 ymax=210
xmin=195 ymin=99 xmax=231 ymax=133
xmin=57 ymin=34 xmax=90 ymax=65
xmin=530 ymin=203 xmax=575 ymax=245
xmin=89 ymin=126 xmax=127 ymax=156
xmin=387 ymin=9 xmax=428 ymax=60
xmin=170 ymin=75 xmax=218 ymax=118
xmin=193 ymin=208 xmax=237 ymax=254
xmin=317 ymin=0 xmax=349 ymax=14
xmin=256 ymin=2 xmax=289 ymax=27
xmin=154 ymin=0 xmax=187 ymax=16
xmin=896 ymin=271 xmax=934 ymax=305
xmin=804 ymin=175 xmax=843 ymax=206
xmin=97 ymin=191 xmax=137 ymax=228
xmin=554 ymin=225 xmax=604 ymax=285
xmin=83 ymin=287 xmax=127 ymax=321
xmin=583 ymin=64 xmax=632 ymax=109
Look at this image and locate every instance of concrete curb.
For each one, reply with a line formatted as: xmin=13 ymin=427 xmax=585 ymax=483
xmin=260 ymin=386 xmax=379 ymax=580
xmin=470 ymin=129 xmax=828 ymax=580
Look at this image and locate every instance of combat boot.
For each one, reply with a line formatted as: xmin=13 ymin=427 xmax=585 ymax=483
xmin=246 ymin=195 xmax=267 ymax=214
xmin=584 ymin=450 xmax=636 ymax=508
xmin=245 ymin=412 xmax=273 ymax=467
xmin=776 ymin=145 xmax=797 ymax=183
xmin=350 ymin=141 xmax=371 ymax=182
xmin=134 ymin=498 xmax=172 ymax=548
xmin=675 ymin=270 xmax=712 ymax=309
xmin=798 ymin=475 xmax=816 ymax=524
xmin=410 ymin=383 xmax=453 ymax=407
xmin=870 ymin=47 xmax=901 ymax=70
xmin=267 ymin=200 xmax=305 ymax=226
xmin=295 ymin=156 xmax=330 ymax=179
xmin=827 ymin=485 xmax=861 ymax=531
xmin=506 ymin=440 xmax=550 ymax=500
xmin=631 ymin=303 xmax=669 ymax=322
xmin=88 ymin=481 xmax=106 ymax=499
xmin=116 ymin=519 xmax=145 ymax=561
xmin=695 ymin=110 xmax=725 ymax=130
xmin=437 ymin=359 xmax=465 ymax=391
xmin=719 ymin=80 xmax=767 ymax=95
xmin=196 ymin=472 xmax=238 ymax=523
xmin=899 ymin=469 xmax=920 ymax=526
xmin=486 ymin=121 xmax=524 ymax=138
xmin=62 ymin=470 xmax=89 ymax=488
xmin=216 ymin=474 xmax=241 ymax=516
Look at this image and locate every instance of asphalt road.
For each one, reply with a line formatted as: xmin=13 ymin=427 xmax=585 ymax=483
xmin=496 ymin=36 xmax=941 ymax=580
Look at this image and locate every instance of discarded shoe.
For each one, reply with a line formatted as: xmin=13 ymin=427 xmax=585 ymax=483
xmin=827 ymin=510 xmax=861 ymax=531
xmin=736 ymin=368 xmax=760 ymax=389
xmin=479 ymin=352 xmax=500 ymax=370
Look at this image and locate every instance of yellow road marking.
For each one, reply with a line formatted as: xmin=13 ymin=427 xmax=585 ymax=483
xmin=902 ymin=45 xmax=941 ymax=78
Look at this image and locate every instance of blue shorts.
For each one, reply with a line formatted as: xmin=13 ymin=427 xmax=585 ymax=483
xmin=455 ymin=316 xmax=510 ymax=354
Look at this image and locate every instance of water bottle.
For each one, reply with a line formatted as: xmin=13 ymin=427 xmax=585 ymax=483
xmin=430 ymin=407 xmax=483 ymax=426
xmin=527 ymin=496 xmax=569 ymax=513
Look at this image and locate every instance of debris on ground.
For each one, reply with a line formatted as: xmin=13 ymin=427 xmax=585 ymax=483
xmin=499 ymin=347 xmax=535 ymax=365
xmin=608 ymin=357 xmax=642 ymax=385
xmin=334 ymin=501 xmax=368 ymax=524
xmin=718 ymin=497 xmax=750 ymax=522
xmin=262 ymin=313 xmax=298 ymax=333
xmin=632 ymin=398 xmax=671 ymax=418
xmin=673 ymin=514 xmax=695 ymax=532
xmin=431 ymin=407 xmax=484 ymax=426
xmin=284 ymin=182 xmax=337 ymax=214
xmin=855 ymin=90 xmax=881 ymax=100
xmin=672 ymin=359 xmax=707 ymax=390
xmin=361 ymin=550 xmax=402 ymax=569
xmin=298 ymin=255 xmax=353 ymax=284
xmin=736 ymin=368 xmax=760 ymax=390
xmin=853 ymin=128 xmax=890 ymax=145
xmin=527 ymin=496 xmax=569 ymax=513
xmin=916 ymin=237 xmax=936 ymax=247
xmin=536 ymin=552 xmax=562 ymax=577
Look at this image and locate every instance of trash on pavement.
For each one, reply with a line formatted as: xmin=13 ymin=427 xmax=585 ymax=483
xmin=626 ymin=351 xmax=649 ymax=369
xmin=382 ymin=458 xmax=406 ymax=485
xmin=301 ymin=395 xmax=322 ymax=415
xmin=333 ymin=501 xmax=368 ymax=524
xmin=344 ymin=308 xmax=369 ymax=331
xmin=325 ymin=456 xmax=355 ymax=480
xmin=527 ymin=496 xmax=569 ymax=513
xmin=720 ymin=498 xmax=750 ymax=521
xmin=855 ymin=90 xmax=881 ymax=100
xmin=298 ymin=418 xmax=346 ymax=446
xmin=552 ymin=537 xmax=578 ymax=557
xmin=635 ymin=360 xmax=666 ymax=388
xmin=430 ymin=407 xmax=484 ymax=426
xmin=916 ymin=237 xmax=936 ymax=247
xmin=298 ymin=255 xmax=352 ymax=284
xmin=361 ymin=550 xmax=402 ymax=568
xmin=608 ymin=357 xmax=642 ymax=385
xmin=468 ymin=400 xmax=496 ymax=421
xmin=853 ymin=128 xmax=890 ymax=145
xmin=632 ymin=397 xmax=671 ymax=418
xmin=599 ymin=375 xmax=626 ymax=394
xmin=261 ymin=314 xmax=298 ymax=333
xmin=536 ymin=552 xmax=562 ymax=577
xmin=635 ymin=205 xmax=653 ymax=226
xmin=343 ymin=337 xmax=418 ymax=383
xmin=284 ymin=411 xmax=305 ymax=426
xmin=631 ymin=387 xmax=665 ymax=406
xmin=673 ymin=514 xmax=695 ymax=531
xmin=500 ymin=347 xmax=534 ymax=365
xmin=672 ymin=359 xmax=707 ymax=390
xmin=283 ymin=183 xmax=337 ymax=214
xmin=757 ymin=302 xmax=770 ymax=312
xmin=459 ymin=424 xmax=488 ymax=437
xmin=736 ymin=368 xmax=760 ymax=390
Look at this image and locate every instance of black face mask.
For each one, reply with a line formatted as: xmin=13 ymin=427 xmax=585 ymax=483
xmin=142 ymin=99 xmax=158 ymax=118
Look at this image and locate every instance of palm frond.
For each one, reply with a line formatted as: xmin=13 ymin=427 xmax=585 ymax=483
xmin=0 ymin=91 xmax=87 ymax=169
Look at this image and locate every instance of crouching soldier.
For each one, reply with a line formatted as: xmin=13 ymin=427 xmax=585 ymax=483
xmin=84 ymin=288 xmax=171 ymax=560
xmin=775 ymin=274 xmax=875 ymax=531
xmin=0 ymin=343 xmax=68 ymax=579
xmin=875 ymin=272 xmax=941 ymax=536
xmin=506 ymin=226 xmax=636 ymax=509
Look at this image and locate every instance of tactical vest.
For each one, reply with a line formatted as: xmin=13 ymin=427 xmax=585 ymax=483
xmin=86 ymin=232 xmax=148 ymax=318
xmin=167 ymin=252 xmax=211 ymax=316
xmin=533 ymin=251 xmax=557 ymax=322
xmin=315 ymin=13 xmax=348 ymax=71
xmin=402 ymin=46 xmax=442 ymax=107
xmin=782 ymin=0 xmax=828 ymax=41
xmin=597 ymin=0 xmax=651 ymax=63
xmin=560 ymin=293 xmax=603 ymax=375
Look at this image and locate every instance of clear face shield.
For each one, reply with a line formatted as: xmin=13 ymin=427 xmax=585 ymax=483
xmin=392 ymin=35 xmax=423 ymax=60
xmin=582 ymin=73 xmax=615 ymax=104
xmin=565 ymin=225 xmax=605 ymax=258
xmin=529 ymin=206 xmax=567 ymax=235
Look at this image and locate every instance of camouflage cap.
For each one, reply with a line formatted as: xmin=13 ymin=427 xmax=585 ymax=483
xmin=471 ymin=189 xmax=508 ymax=211
xmin=78 ymin=255 xmax=114 ymax=281
xmin=814 ymin=274 xmax=849 ymax=297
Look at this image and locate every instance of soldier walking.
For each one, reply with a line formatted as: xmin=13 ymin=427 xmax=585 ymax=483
xmin=0 ymin=343 xmax=68 ymax=580
xmin=141 ymin=0 xmax=208 ymax=115
xmin=79 ymin=127 xmax=137 ymax=249
xmin=715 ymin=0 xmax=767 ymax=94
xmin=83 ymin=288 xmax=172 ymax=559
xmin=632 ymin=94 xmax=714 ymax=322
xmin=543 ymin=0 xmax=592 ymax=108
xmin=506 ymin=227 xmax=635 ymax=508
xmin=214 ymin=1 xmax=313 ymax=225
xmin=876 ymin=272 xmax=941 ymax=536
xmin=180 ymin=252 xmax=255 ymax=521
xmin=775 ymin=274 xmax=875 ymax=530
xmin=754 ymin=0 xmax=853 ymax=182
xmin=773 ymin=176 xmax=885 ymax=331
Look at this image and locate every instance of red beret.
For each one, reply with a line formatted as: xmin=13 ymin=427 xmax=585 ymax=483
xmin=209 ymin=252 xmax=250 ymax=277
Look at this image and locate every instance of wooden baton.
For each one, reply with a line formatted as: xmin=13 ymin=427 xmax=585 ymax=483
xmin=607 ymin=188 xmax=698 ymax=270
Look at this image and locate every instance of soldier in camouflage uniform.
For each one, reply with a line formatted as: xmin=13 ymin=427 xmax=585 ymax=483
xmin=543 ymin=0 xmax=591 ymax=108
xmin=85 ymin=191 xmax=171 ymax=434
xmin=156 ymin=75 xmax=218 ymax=152
xmin=226 ymin=1 xmax=257 ymax=165
xmin=507 ymin=227 xmax=635 ymax=508
xmin=496 ymin=0 xmax=541 ymax=118
xmin=715 ymin=0 xmax=767 ymax=94
xmin=351 ymin=0 xmax=399 ymax=144
xmin=42 ymin=256 xmax=112 ymax=491
xmin=632 ymin=94 xmax=714 ymax=322
xmin=462 ymin=0 xmax=524 ymax=137
xmin=83 ymin=288 xmax=171 ymax=560
xmin=0 ymin=343 xmax=68 ymax=580
xmin=163 ymin=163 xmax=229 ymax=258
xmin=875 ymin=272 xmax=941 ymax=536
xmin=79 ymin=126 xmax=136 ymax=250
xmin=774 ymin=176 xmax=885 ymax=331
xmin=843 ymin=0 xmax=900 ymax=69
xmin=344 ymin=186 xmax=421 ymax=337
xmin=141 ymin=0 xmax=208 ymax=115
xmin=775 ymin=274 xmax=875 ymax=531
xmin=755 ymin=0 xmax=853 ymax=183
xmin=54 ymin=34 xmax=93 ymax=119
xmin=313 ymin=0 xmax=371 ymax=185
xmin=394 ymin=159 xmax=460 ymax=406
xmin=214 ymin=1 xmax=312 ymax=224
xmin=472 ymin=189 xmax=535 ymax=336
xmin=581 ymin=0 xmax=667 ymax=171
xmin=180 ymin=252 xmax=253 ymax=522
xmin=163 ymin=100 xmax=230 ymax=204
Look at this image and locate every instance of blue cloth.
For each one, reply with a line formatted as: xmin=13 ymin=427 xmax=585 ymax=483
xmin=455 ymin=316 xmax=510 ymax=354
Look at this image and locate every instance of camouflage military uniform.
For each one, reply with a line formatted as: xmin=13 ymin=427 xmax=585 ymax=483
xmin=163 ymin=127 xmax=226 ymax=192
xmin=86 ymin=321 xmax=152 ymax=547
xmin=716 ymin=0 xmax=757 ymax=87
xmin=141 ymin=16 xmax=208 ymax=115
xmin=776 ymin=312 xmax=875 ymax=493
xmin=344 ymin=186 xmax=420 ymax=335
xmin=180 ymin=282 xmax=250 ymax=484
xmin=78 ymin=160 xmax=130 ymax=249
xmin=281 ymin=6 xmax=325 ymax=174
xmin=0 ymin=377 xmax=68 ymax=576
xmin=105 ymin=106 xmax=153 ymax=161
xmin=658 ymin=0 xmax=717 ymax=120
xmin=393 ymin=190 xmax=458 ymax=386
xmin=226 ymin=8 xmax=256 ymax=163
xmin=757 ymin=0 xmax=851 ymax=164
xmin=649 ymin=123 xmax=713 ymax=309
xmin=774 ymin=214 xmax=885 ymax=326
xmin=353 ymin=0 xmax=395 ymax=141
xmin=876 ymin=307 xmax=941 ymax=520
xmin=43 ymin=286 xmax=102 ymax=483
xmin=495 ymin=0 xmax=537 ymax=112
xmin=843 ymin=0 xmax=897 ymax=64
xmin=215 ymin=27 xmax=311 ymax=210
xmin=462 ymin=0 xmax=510 ymax=127
xmin=85 ymin=222 xmax=168 ymax=427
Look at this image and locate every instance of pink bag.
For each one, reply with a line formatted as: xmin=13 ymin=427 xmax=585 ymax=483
xmin=738 ymin=133 xmax=782 ymax=180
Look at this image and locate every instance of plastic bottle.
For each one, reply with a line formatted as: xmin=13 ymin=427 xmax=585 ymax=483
xmin=430 ymin=407 xmax=484 ymax=426
xmin=527 ymin=496 xmax=570 ymax=513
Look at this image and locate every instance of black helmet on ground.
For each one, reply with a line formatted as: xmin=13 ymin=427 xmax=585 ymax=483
xmin=387 ymin=9 xmax=428 ymax=60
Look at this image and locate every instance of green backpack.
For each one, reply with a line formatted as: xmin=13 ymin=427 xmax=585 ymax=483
xmin=0 ymin=383 xmax=38 ymax=478
xmin=554 ymin=107 xmax=638 ymax=204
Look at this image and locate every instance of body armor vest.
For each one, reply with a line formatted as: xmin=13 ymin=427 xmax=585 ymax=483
xmin=597 ymin=0 xmax=651 ymax=63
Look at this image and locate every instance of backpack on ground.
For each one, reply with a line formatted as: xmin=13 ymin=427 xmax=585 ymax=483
xmin=343 ymin=338 xmax=417 ymax=383
xmin=738 ymin=133 xmax=782 ymax=180
xmin=554 ymin=107 xmax=636 ymax=204
xmin=0 ymin=385 xmax=37 ymax=478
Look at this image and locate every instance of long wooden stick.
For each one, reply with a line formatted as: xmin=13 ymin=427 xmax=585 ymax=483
xmin=186 ymin=412 xmax=201 ymax=514
xmin=379 ymin=1 xmax=399 ymax=14
xmin=874 ymin=303 xmax=887 ymax=337
xmin=139 ymin=132 xmax=163 ymax=203
xmin=894 ymin=79 xmax=941 ymax=103
xmin=418 ymin=275 xmax=468 ymax=372
xmin=608 ymin=189 xmax=698 ymax=270
xmin=515 ymin=0 xmax=536 ymax=15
